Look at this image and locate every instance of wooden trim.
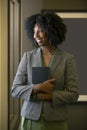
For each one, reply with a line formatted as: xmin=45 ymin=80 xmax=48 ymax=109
xmin=9 ymin=0 xmax=22 ymax=129
xmin=10 ymin=115 xmax=20 ymax=130
xmin=41 ymin=9 xmax=87 ymax=13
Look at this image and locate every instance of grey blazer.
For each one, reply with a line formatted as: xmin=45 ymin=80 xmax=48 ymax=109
xmin=11 ymin=47 xmax=79 ymax=121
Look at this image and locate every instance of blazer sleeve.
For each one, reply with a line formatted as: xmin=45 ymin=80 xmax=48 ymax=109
xmin=11 ymin=52 xmax=33 ymax=101
xmin=52 ymin=54 xmax=79 ymax=105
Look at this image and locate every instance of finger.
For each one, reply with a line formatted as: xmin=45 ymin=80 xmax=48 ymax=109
xmin=48 ymin=79 xmax=55 ymax=83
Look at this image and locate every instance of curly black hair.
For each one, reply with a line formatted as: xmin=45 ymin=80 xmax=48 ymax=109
xmin=25 ymin=11 xmax=67 ymax=48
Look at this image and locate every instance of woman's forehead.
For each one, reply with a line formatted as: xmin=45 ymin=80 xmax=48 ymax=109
xmin=34 ymin=23 xmax=44 ymax=30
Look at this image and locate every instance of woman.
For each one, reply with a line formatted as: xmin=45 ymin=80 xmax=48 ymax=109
xmin=11 ymin=11 xmax=79 ymax=130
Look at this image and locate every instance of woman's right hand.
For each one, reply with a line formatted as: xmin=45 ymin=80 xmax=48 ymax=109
xmin=33 ymin=79 xmax=55 ymax=94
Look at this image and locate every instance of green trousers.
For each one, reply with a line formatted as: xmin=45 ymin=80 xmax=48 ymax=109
xmin=20 ymin=116 xmax=68 ymax=130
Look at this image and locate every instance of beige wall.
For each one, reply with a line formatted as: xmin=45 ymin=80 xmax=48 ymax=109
xmin=0 ymin=0 xmax=8 ymax=130
xmin=0 ymin=1 xmax=2 ymax=129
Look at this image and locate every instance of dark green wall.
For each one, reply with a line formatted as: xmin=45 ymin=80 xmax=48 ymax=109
xmin=43 ymin=0 xmax=87 ymax=10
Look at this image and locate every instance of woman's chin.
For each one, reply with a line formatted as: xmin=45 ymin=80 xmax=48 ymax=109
xmin=37 ymin=42 xmax=43 ymax=46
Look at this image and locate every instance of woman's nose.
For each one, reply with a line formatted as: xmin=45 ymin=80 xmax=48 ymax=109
xmin=34 ymin=31 xmax=39 ymax=39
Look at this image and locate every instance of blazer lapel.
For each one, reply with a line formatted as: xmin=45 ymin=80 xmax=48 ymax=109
xmin=32 ymin=48 xmax=42 ymax=67
xmin=49 ymin=47 xmax=63 ymax=76
xmin=31 ymin=47 xmax=63 ymax=76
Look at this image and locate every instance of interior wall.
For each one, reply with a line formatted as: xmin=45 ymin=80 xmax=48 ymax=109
xmin=68 ymin=103 xmax=87 ymax=130
xmin=43 ymin=0 xmax=87 ymax=10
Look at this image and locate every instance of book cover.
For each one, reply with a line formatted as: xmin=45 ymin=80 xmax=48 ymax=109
xmin=32 ymin=67 xmax=49 ymax=84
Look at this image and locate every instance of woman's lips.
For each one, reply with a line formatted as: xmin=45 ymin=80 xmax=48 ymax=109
xmin=36 ymin=39 xmax=42 ymax=43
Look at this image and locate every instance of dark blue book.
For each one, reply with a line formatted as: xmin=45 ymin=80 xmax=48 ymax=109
xmin=32 ymin=67 xmax=49 ymax=84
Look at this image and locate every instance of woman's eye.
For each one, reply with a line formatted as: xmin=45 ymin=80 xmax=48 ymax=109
xmin=33 ymin=29 xmax=44 ymax=34
xmin=38 ymin=29 xmax=44 ymax=32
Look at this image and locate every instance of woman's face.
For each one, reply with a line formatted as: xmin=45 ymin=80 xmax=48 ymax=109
xmin=33 ymin=24 xmax=48 ymax=47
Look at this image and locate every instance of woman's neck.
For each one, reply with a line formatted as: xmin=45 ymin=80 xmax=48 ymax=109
xmin=41 ymin=46 xmax=55 ymax=55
